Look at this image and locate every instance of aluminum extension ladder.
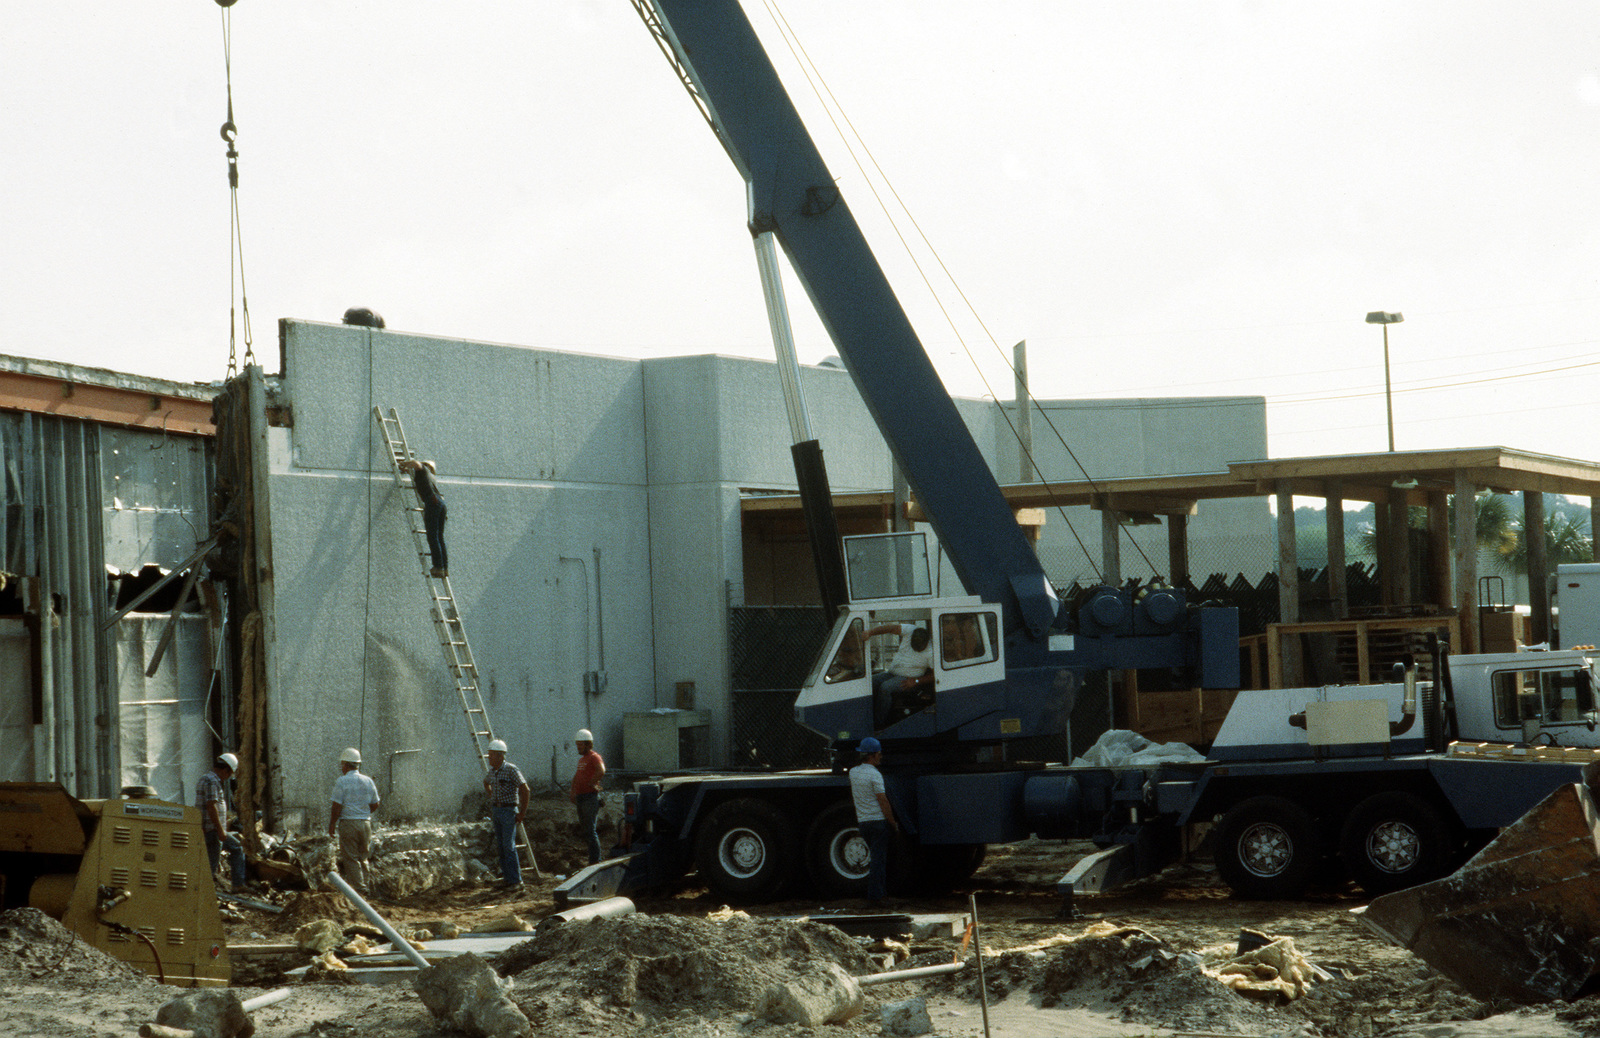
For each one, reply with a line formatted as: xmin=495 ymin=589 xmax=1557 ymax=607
xmin=372 ymin=406 xmax=539 ymax=879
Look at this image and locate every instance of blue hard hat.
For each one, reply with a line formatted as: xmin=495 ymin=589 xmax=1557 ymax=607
xmin=857 ymin=737 xmax=882 ymax=754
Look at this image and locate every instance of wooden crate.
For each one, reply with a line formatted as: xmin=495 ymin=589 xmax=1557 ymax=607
xmin=1120 ymin=675 xmax=1240 ymax=747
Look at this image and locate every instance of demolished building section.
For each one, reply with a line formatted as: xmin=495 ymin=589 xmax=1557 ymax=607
xmin=0 ymin=354 xmax=222 ymax=800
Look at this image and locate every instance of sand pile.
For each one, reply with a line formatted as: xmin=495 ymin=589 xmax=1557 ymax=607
xmin=493 ymin=913 xmax=877 ymax=1033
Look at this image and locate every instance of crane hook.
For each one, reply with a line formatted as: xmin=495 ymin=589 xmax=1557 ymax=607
xmin=220 ymin=121 xmax=237 ymax=145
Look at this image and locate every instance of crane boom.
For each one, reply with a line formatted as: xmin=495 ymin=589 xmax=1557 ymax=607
xmin=637 ymin=0 xmax=1060 ymax=642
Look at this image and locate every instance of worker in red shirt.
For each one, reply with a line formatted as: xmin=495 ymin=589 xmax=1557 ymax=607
xmin=569 ymin=728 xmax=607 ymax=864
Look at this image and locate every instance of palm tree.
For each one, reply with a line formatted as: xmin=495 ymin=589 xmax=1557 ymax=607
xmin=1496 ymin=510 xmax=1594 ymax=575
xmin=1355 ymin=491 xmax=1517 ymax=557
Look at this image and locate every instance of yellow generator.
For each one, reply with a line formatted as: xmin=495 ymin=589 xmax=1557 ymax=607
xmin=0 ymin=782 xmax=231 ymax=986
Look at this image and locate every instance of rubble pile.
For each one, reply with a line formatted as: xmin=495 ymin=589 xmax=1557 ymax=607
xmin=0 ymin=908 xmax=153 ymax=988
xmin=492 ymin=913 xmax=876 ymax=1033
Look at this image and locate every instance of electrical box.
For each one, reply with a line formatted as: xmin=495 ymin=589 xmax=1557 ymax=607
xmin=623 ymin=710 xmax=711 ymax=772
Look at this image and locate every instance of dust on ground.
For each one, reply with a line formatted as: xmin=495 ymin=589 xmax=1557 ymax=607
xmin=6 ymin=800 xmax=1600 ymax=1038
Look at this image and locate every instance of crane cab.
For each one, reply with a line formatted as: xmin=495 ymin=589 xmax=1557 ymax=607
xmin=795 ymin=532 xmax=1011 ymax=745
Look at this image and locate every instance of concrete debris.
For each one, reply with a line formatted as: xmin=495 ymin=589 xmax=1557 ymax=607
xmin=152 ymin=989 xmax=254 ymax=1038
xmin=294 ymin=919 xmax=344 ymax=955
xmin=756 ymin=962 xmax=863 ymax=1026
xmin=413 ymin=951 xmax=532 ymax=1038
xmin=878 ymin=995 xmax=933 ymax=1036
xmin=480 ymin=912 xmax=533 ymax=933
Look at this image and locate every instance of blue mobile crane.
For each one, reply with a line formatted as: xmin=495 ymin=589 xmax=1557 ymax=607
xmin=553 ymin=0 xmax=1238 ymax=904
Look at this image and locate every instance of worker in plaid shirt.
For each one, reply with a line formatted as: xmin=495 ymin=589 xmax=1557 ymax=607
xmin=481 ymin=739 xmax=529 ymax=889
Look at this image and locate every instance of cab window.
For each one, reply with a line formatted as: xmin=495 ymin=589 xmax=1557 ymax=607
xmin=1491 ymin=668 xmax=1590 ymax=727
xmin=824 ymin=618 xmax=867 ymax=683
xmin=938 ymin=612 xmax=999 ymax=670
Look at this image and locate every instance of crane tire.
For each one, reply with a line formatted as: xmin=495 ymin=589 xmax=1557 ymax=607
xmin=1213 ymin=795 xmax=1322 ymax=899
xmin=693 ymin=798 xmax=796 ymax=902
xmin=805 ymin=802 xmax=870 ymax=899
xmin=1339 ymin=791 xmax=1457 ymax=896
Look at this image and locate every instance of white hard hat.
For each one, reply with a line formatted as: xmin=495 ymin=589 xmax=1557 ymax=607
xmin=340 ymin=747 xmax=362 ymax=764
xmin=488 ymin=739 xmax=508 ymax=752
xmin=575 ymin=729 xmax=593 ymax=743
xmin=217 ymin=752 xmax=239 ymax=771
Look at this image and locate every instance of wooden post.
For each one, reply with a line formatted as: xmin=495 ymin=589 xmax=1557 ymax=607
xmin=1427 ymin=490 xmax=1452 ymax=613
xmin=1326 ymin=482 xmax=1347 ymax=619
xmin=1100 ymin=500 xmax=1122 ymax=587
xmin=1167 ymin=514 xmax=1190 ymax=587
xmin=1388 ymin=484 xmax=1412 ymax=606
xmin=1455 ymin=474 xmax=1480 ymax=653
xmin=1525 ymin=490 xmax=1550 ymax=645
xmin=1277 ymin=481 xmax=1301 ymax=685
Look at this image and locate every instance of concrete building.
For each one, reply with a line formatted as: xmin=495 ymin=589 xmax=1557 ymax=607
xmin=243 ymin=320 xmax=1269 ymax=828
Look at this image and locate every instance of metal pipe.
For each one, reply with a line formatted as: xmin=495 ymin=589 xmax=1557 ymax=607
xmin=969 ymin=894 xmax=991 ymax=1038
xmin=535 ymin=896 xmax=635 ymax=931
xmin=326 ymin=872 xmax=428 ymax=969
xmin=855 ymin=961 xmax=967 ymax=986
xmin=240 ymin=988 xmax=293 ymax=1013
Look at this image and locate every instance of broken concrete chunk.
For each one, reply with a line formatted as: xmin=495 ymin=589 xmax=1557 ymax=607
xmin=413 ymin=951 xmax=532 ymax=1038
xmin=154 ymin=989 xmax=254 ymax=1038
xmin=757 ymin=962 xmax=863 ymax=1026
xmin=879 ymin=995 xmax=932 ymax=1037
xmin=479 ymin=912 xmax=532 ymax=933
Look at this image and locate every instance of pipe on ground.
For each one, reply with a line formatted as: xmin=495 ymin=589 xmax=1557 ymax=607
xmin=327 ymin=873 xmax=429 ymax=969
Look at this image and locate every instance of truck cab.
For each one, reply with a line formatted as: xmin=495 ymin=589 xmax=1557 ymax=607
xmin=1448 ymin=649 xmax=1600 ymax=747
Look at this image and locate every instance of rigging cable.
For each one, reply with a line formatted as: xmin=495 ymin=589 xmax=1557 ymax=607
xmin=218 ymin=0 xmax=255 ymax=377
xmin=761 ymin=3 xmax=1161 ymax=583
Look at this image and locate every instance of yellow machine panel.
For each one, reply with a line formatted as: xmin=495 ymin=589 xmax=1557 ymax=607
xmin=0 ymin=783 xmax=231 ymax=987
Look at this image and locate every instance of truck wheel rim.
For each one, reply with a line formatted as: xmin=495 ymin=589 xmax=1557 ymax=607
xmin=719 ymin=829 xmax=766 ymax=878
xmin=831 ymin=831 xmax=870 ymax=880
xmin=1366 ymin=821 xmax=1420 ymax=874
xmin=1238 ymin=822 xmax=1293 ymax=877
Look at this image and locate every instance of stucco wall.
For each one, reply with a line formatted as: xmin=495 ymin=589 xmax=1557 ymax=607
xmin=262 ymin=322 xmax=1272 ymax=822
xmin=269 ymin=322 xmax=653 ymax=822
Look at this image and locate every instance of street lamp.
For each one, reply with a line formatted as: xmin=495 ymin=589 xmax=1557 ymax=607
xmin=1366 ymin=311 xmax=1404 ymax=451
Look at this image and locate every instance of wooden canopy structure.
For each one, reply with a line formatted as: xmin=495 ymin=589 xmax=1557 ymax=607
xmin=743 ymin=446 xmax=1600 ymax=662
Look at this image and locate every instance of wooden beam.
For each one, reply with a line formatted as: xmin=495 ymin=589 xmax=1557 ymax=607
xmin=1326 ymin=482 xmax=1347 ymax=619
xmin=1277 ymin=481 xmax=1301 ymax=685
xmin=1455 ymin=473 xmax=1480 ymax=653
xmin=1526 ymin=490 xmax=1550 ymax=645
xmin=0 ymin=370 xmax=214 ymax=436
xmin=1167 ymin=514 xmax=1190 ymax=587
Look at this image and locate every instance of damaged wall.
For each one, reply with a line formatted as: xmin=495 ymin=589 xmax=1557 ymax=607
xmin=0 ymin=361 xmax=218 ymax=800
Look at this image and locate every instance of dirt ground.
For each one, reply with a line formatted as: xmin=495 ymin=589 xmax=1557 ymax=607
xmin=5 ymin=800 xmax=1599 ymax=1038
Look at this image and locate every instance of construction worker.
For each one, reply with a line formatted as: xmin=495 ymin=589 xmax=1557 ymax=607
xmin=483 ymin=739 xmax=529 ymax=889
xmin=327 ymin=747 xmax=381 ymax=894
xmin=570 ymin=729 xmax=607 ymax=864
xmin=196 ymin=752 xmax=247 ymax=892
xmin=849 ymin=737 xmax=898 ymax=902
xmin=399 ymin=458 xmax=448 ymax=578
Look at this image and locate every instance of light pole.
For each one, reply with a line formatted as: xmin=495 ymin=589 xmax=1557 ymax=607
xmin=1366 ymin=311 xmax=1404 ymax=451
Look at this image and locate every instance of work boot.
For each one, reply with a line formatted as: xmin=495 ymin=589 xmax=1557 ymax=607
xmin=430 ymin=567 xmax=447 ymax=578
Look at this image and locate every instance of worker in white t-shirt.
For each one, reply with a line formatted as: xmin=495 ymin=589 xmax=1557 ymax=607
xmin=848 ymin=736 xmax=899 ymax=901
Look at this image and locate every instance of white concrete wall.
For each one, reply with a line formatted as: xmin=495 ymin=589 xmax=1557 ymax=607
xmin=262 ymin=323 xmax=1273 ymax=821
xmin=269 ymin=322 xmax=654 ymax=822
xmin=985 ymin=397 xmax=1272 ymax=585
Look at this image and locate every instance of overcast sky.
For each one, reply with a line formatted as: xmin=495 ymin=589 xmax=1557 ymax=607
xmin=4 ymin=1 xmax=1597 ymax=466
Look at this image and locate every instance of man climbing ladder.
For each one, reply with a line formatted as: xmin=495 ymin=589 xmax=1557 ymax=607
xmin=400 ymin=458 xmax=448 ymax=578
xmin=372 ymin=406 xmax=539 ymax=879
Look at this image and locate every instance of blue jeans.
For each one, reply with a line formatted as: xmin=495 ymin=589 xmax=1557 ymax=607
xmin=205 ymin=830 xmax=246 ymax=888
xmin=575 ymin=792 xmax=602 ymax=864
xmin=859 ymin=819 xmax=891 ymax=901
xmin=423 ymin=501 xmax=448 ymax=570
xmin=491 ymin=806 xmax=521 ymax=885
